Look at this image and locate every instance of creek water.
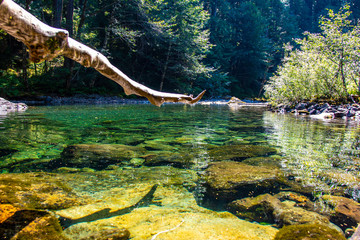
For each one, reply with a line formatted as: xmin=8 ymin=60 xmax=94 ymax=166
xmin=0 ymin=103 xmax=359 ymax=239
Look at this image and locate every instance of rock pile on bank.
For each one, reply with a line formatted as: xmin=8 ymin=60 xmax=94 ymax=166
xmin=273 ymin=102 xmax=360 ymax=120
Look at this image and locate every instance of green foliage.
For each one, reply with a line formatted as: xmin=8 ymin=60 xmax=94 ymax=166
xmin=265 ymin=5 xmax=360 ymax=103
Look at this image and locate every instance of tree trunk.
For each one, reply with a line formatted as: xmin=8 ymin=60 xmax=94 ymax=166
xmin=77 ymin=0 xmax=87 ymax=39
xmin=64 ymin=0 xmax=74 ymax=90
xmin=0 ymin=0 xmax=205 ymax=106
xmin=52 ymin=0 xmax=63 ymax=28
xmin=159 ymin=42 xmax=172 ymax=92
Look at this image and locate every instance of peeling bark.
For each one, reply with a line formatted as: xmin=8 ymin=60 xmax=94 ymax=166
xmin=0 ymin=0 xmax=205 ymax=106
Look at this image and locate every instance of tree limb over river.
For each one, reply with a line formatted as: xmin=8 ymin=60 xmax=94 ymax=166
xmin=0 ymin=0 xmax=205 ymax=106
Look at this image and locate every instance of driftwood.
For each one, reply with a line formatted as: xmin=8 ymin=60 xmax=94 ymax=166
xmin=0 ymin=0 xmax=205 ymax=106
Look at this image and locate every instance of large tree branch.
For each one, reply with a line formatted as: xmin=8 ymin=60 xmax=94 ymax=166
xmin=0 ymin=0 xmax=205 ymax=106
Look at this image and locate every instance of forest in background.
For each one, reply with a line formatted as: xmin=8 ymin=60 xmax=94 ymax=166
xmin=1 ymin=0 xmax=360 ymax=100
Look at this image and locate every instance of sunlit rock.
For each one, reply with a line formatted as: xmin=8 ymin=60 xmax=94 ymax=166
xmin=59 ymin=184 xmax=278 ymax=240
xmin=228 ymin=194 xmax=281 ymax=223
xmin=0 ymin=173 xmax=90 ymax=209
xmin=228 ymin=193 xmax=339 ymax=231
xmin=0 ymin=205 xmax=67 ymax=240
xmin=0 ymin=98 xmax=27 ymax=115
xmin=274 ymin=224 xmax=346 ymax=240
xmin=204 ymin=161 xmax=281 ymax=200
xmin=321 ymin=195 xmax=360 ymax=231
xmin=78 ymin=228 xmax=130 ymax=240
xmin=208 ymin=144 xmax=277 ymax=161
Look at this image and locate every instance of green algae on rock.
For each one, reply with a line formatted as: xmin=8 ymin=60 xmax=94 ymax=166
xmin=204 ymin=161 xmax=281 ymax=200
xmin=274 ymin=224 xmax=346 ymax=240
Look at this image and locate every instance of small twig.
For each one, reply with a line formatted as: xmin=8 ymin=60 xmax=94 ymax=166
xmin=151 ymin=220 xmax=184 ymax=240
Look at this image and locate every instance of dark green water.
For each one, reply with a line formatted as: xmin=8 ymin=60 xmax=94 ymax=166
xmin=1 ymin=103 xmax=360 ymax=199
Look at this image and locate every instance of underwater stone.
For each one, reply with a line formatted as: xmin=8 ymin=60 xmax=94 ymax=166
xmin=0 ymin=206 xmax=67 ymax=240
xmin=228 ymin=193 xmax=335 ymax=229
xmin=322 ymin=195 xmax=360 ymax=231
xmin=227 ymin=194 xmax=281 ymax=223
xmin=274 ymin=224 xmax=346 ymax=240
xmin=59 ymin=144 xmax=147 ymax=169
xmin=204 ymin=161 xmax=281 ymax=200
xmin=143 ymin=151 xmax=195 ymax=168
xmin=79 ymin=228 xmax=130 ymax=240
xmin=0 ymin=173 xmax=90 ymax=210
xmin=208 ymin=144 xmax=277 ymax=161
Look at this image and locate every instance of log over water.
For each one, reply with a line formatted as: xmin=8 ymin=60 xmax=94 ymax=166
xmin=0 ymin=0 xmax=205 ymax=106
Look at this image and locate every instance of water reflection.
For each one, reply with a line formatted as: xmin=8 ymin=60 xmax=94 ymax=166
xmin=264 ymin=112 xmax=360 ymax=200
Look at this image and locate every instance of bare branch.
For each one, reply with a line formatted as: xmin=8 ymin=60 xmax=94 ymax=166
xmin=0 ymin=0 xmax=205 ymax=106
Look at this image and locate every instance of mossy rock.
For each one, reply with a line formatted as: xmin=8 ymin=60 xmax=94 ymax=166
xmin=274 ymin=224 xmax=346 ymax=240
xmin=208 ymin=144 xmax=277 ymax=161
xmin=242 ymin=155 xmax=282 ymax=168
xmin=143 ymin=151 xmax=195 ymax=168
xmin=204 ymin=161 xmax=282 ymax=200
xmin=57 ymin=144 xmax=147 ymax=170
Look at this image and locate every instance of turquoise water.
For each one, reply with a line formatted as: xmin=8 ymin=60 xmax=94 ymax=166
xmin=1 ymin=103 xmax=360 ymax=239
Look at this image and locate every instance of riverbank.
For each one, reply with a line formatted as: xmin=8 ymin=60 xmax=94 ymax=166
xmin=271 ymin=102 xmax=360 ymax=120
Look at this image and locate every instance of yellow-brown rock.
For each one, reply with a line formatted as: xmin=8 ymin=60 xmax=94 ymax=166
xmin=0 ymin=173 xmax=90 ymax=209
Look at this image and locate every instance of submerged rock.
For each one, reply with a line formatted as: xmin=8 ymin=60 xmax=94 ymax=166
xmin=208 ymin=144 xmax=277 ymax=161
xmin=321 ymin=195 xmax=360 ymax=231
xmin=228 ymin=193 xmax=332 ymax=228
xmin=60 ymin=184 xmax=278 ymax=240
xmin=79 ymin=228 xmax=130 ymax=240
xmin=274 ymin=224 xmax=346 ymax=240
xmin=0 ymin=173 xmax=90 ymax=209
xmin=57 ymin=144 xmax=147 ymax=169
xmin=227 ymin=194 xmax=281 ymax=223
xmin=0 ymin=204 xmax=68 ymax=240
xmin=204 ymin=161 xmax=281 ymax=200
xmin=143 ymin=151 xmax=195 ymax=168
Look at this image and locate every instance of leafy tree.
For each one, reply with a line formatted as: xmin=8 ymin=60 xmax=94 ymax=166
xmin=265 ymin=5 xmax=360 ymax=103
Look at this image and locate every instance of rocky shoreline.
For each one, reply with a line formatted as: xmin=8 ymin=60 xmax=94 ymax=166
xmin=271 ymin=102 xmax=360 ymax=120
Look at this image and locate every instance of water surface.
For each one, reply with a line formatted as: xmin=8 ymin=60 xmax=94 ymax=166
xmin=1 ymin=104 xmax=359 ymax=239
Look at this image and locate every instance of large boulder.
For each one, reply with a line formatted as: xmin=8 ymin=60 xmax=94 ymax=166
xmin=57 ymin=144 xmax=147 ymax=169
xmin=203 ymin=161 xmax=281 ymax=200
xmin=208 ymin=144 xmax=277 ymax=161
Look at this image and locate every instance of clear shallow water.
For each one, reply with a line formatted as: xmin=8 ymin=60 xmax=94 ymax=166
xmin=1 ymin=104 xmax=360 ymax=196
xmin=1 ymin=104 xmax=360 ymax=239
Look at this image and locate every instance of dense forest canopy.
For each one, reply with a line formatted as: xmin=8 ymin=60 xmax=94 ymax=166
xmin=0 ymin=0 xmax=359 ymax=99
